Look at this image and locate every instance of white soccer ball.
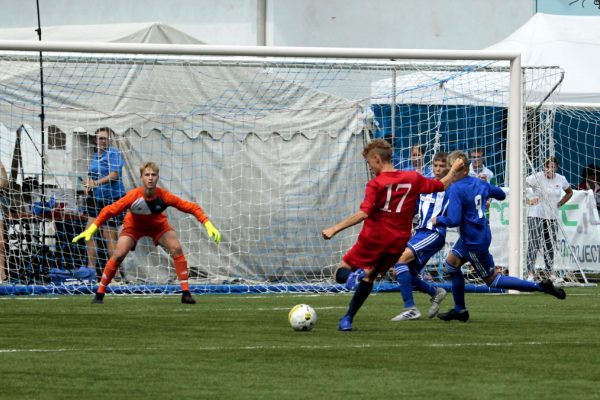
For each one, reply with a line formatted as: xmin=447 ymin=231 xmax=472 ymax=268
xmin=288 ymin=304 xmax=317 ymax=331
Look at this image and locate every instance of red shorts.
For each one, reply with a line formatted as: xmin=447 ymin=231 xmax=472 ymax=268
xmin=120 ymin=220 xmax=174 ymax=246
xmin=342 ymin=236 xmax=409 ymax=273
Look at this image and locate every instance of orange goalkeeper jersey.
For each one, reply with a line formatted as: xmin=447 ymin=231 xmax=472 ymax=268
xmin=94 ymin=186 xmax=208 ymax=230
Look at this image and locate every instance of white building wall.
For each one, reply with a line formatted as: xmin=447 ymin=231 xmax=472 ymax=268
xmin=0 ymin=0 xmax=534 ymax=49
xmin=269 ymin=0 xmax=534 ymax=49
xmin=1 ymin=0 xmax=258 ymax=45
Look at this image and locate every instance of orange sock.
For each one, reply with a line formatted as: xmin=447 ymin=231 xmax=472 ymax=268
xmin=97 ymin=258 xmax=119 ymax=294
xmin=174 ymin=254 xmax=189 ymax=291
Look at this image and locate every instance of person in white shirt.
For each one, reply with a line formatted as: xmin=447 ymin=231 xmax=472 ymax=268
xmin=469 ymin=148 xmax=495 ymax=185
xmin=577 ymin=164 xmax=600 ymax=215
xmin=525 ymin=157 xmax=573 ymax=281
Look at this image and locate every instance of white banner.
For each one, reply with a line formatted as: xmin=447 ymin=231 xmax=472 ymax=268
xmin=484 ymin=189 xmax=600 ymax=271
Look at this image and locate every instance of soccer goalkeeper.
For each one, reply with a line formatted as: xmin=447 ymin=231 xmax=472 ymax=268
xmin=73 ymin=161 xmax=221 ymax=304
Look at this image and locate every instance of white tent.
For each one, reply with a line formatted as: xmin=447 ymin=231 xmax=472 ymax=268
xmin=485 ymin=13 xmax=600 ymax=105
xmin=0 ymin=23 xmax=368 ymax=282
xmin=0 ymin=22 xmax=203 ymax=187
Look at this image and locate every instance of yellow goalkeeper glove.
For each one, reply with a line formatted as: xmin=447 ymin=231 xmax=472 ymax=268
xmin=204 ymin=220 xmax=221 ymax=244
xmin=72 ymin=223 xmax=98 ymax=243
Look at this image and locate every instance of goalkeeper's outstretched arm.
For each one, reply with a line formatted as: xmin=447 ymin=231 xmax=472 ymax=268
xmin=71 ymin=190 xmax=134 ymax=243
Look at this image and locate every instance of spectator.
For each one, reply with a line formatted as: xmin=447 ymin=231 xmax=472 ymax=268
xmin=525 ymin=157 xmax=573 ymax=282
xmin=83 ymin=127 xmax=127 ymax=281
xmin=404 ymin=144 xmax=432 ymax=177
xmin=577 ymin=164 xmax=600 ymax=214
xmin=469 ymin=147 xmax=495 ymax=184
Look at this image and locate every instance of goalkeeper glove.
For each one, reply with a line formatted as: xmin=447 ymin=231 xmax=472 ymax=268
xmin=72 ymin=223 xmax=98 ymax=243
xmin=204 ymin=220 xmax=221 ymax=244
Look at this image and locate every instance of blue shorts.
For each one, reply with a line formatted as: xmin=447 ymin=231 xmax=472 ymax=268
xmin=85 ymin=196 xmax=124 ymax=228
xmin=406 ymin=229 xmax=445 ymax=273
xmin=450 ymin=238 xmax=495 ymax=279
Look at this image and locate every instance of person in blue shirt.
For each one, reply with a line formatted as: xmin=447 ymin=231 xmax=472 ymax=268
xmin=82 ymin=127 xmax=127 ymax=281
xmin=393 ymin=144 xmax=433 ymax=177
xmin=391 ymin=151 xmax=450 ymax=322
xmin=432 ymin=150 xmax=566 ymax=322
xmin=406 ymin=144 xmax=432 ymax=177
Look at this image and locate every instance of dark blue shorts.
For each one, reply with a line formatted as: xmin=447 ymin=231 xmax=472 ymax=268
xmin=451 ymin=239 xmax=495 ymax=279
xmin=85 ymin=196 xmax=124 ymax=228
xmin=406 ymin=229 xmax=445 ymax=273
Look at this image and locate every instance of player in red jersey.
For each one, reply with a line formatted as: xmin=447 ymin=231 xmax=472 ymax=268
xmin=73 ymin=161 xmax=221 ymax=304
xmin=321 ymin=139 xmax=462 ymax=331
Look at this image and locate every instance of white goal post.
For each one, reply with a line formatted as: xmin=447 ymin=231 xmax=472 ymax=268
xmin=0 ymin=40 xmax=557 ymax=294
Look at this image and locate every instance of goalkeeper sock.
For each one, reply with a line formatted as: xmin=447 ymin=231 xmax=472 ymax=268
xmin=447 ymin=262 xmax=466 ymax=311
xmin=174 ymin=254 xmax=190 ymax=292
xmin=345 ymin=280 xmax=373 ymax=319
xmin=394 ymin=263 xmax=415 ymax=308
xmin=335 ymin=267 xmax=352 ymax=284
xmin=97 ymin=258 xmax=119 ymax=294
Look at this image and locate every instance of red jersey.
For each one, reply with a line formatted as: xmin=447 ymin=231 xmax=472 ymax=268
xmin=358 ymin=170 xmax=444 ymax=250
xmin=95 ymin=187 xmax=208 ymax=230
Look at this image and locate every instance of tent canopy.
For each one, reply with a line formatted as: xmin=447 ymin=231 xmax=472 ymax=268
xmin=0 ymin=22 xmax=365 ymax=139
xmin=0 ymin=22 xmax=205 ymax=44
xmin=485 ymin=13 xmax=600 ymax=105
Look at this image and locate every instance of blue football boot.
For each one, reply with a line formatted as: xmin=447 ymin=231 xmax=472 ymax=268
xmin=338 ymin=315 xmax=353 ymax=331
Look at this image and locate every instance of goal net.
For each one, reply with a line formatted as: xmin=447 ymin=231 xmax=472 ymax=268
xmin=370 ymin=64 xmax=593 ymax=288
xmin=524 ymin=103 xmax=600 ymax=286
xmin=0 ymin=43 xmax=587 ymax=295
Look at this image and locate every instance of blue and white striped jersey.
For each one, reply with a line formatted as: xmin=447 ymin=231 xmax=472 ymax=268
xmin=417 ymin=191 xmax=447 ymax=235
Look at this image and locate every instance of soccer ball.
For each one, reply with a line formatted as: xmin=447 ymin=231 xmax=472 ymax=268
xmin=288 ymin=304 xmax=317 ymax=331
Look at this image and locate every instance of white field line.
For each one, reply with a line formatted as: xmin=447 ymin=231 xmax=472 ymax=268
xmin=0 ymin=341 xmax=586 ymax=354
xmin=0 ymin=297 xmax=60 ymax=301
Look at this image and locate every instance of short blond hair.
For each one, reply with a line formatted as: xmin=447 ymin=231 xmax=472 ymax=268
xmin=140 ymin=161 xmax=160 ymax=176
xmin=447 ymin=150 xmax=469 ymax=173
xmin=362 ymin=139 xmax=392 ymax=162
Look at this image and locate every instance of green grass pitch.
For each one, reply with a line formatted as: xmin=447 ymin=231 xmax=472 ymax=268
xmin=1 ymin=287 xmax=599 ymax=399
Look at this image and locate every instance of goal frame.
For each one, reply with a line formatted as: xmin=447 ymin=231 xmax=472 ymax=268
xmin=0 ymin=40 xmax=524 ymax=282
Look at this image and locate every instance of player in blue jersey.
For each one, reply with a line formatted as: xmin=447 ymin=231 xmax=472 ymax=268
xmin=391 ymin=151 xmax=450 ymax=321
xmin=433 ymin=150 xmax=567 ymax=322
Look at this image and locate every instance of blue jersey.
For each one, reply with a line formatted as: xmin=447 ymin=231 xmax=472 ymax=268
xmin=88 ymin=147 xmax=126 ymax=201
xmin=392 ymin=157 xmax=433 ymax=178
xmin=436 ymin=176 xmax=506 ymax=250
xmin=417 ymin=191 xmax=446 ymax=235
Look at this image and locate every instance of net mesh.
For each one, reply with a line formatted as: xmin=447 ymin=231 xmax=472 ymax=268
xmin=0 ymin=50 xmax=588 ymax=295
